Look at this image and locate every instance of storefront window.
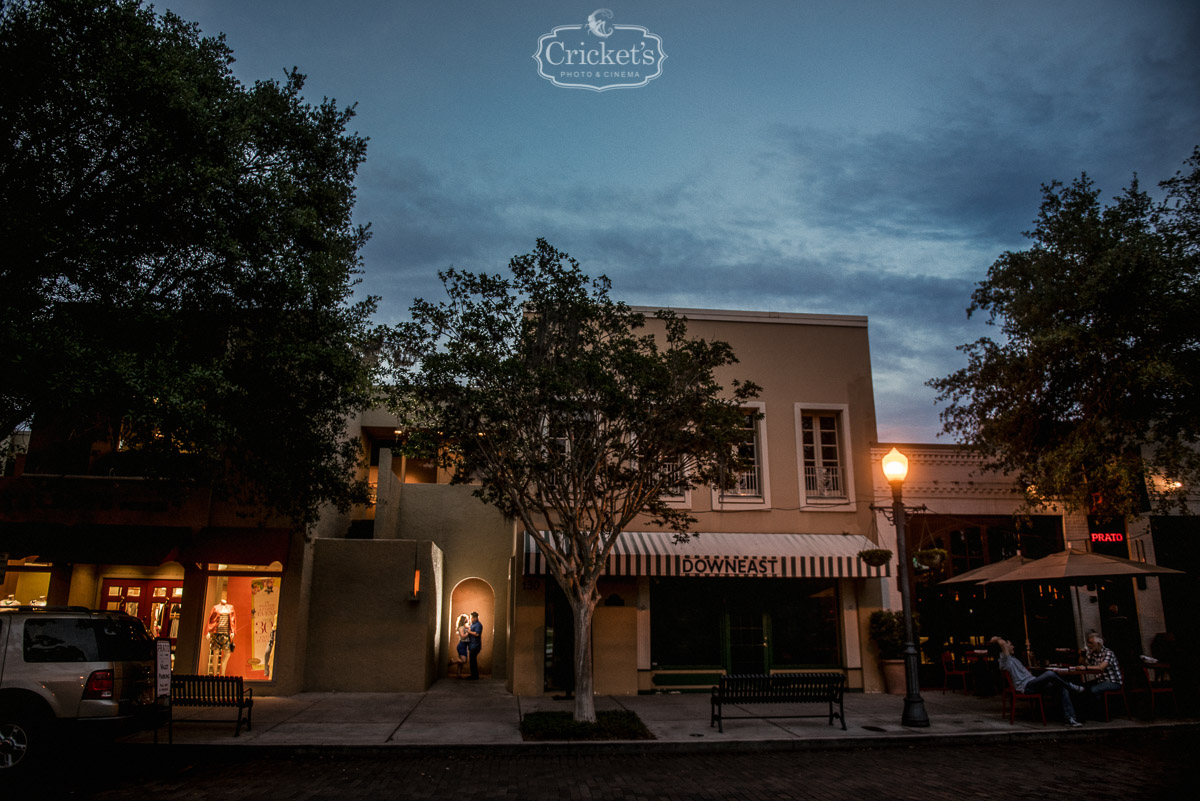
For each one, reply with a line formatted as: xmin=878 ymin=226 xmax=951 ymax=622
xmin=201 ymin=563 xmax=282 ymax=681
xmin=650 ymin=577 xmax=840 ymax=669
xmin=650 ymin=578 xmax=724 ymax=667
xmin=1 ymin=558 xmax=50 ymax=606
xmin=770 ymin=583 xmax=839 ymax=667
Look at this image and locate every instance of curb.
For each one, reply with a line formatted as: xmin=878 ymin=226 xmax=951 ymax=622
xmin=117 ymin=720 xmax=1200 ymax=758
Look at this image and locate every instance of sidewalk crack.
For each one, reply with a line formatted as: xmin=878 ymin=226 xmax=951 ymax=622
xmin=386 ymin=694 xmax=428 ymax=742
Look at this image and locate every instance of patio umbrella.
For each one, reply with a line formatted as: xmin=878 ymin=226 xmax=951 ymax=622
xmin=980 ymin=546 xmax=1185 ymax=660
xmin=939 ymin=554 xmax=1038 ymax=662
xmin=978 ymin=547 xmax=1184 ymax=585
xmin=939 ymin=553 xmax=1036 ymax=584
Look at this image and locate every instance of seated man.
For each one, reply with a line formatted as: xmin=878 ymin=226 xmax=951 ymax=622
xmin=990 ymin=636 xmax=1086 ymax=727
xmin=1079 ymin=633 xmax=1123 ymax=717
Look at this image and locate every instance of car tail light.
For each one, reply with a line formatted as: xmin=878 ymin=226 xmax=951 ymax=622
xmin=83 ymin=669 xmax=115 ymax=700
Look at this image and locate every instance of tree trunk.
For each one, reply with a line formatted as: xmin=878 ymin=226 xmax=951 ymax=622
xmin=570 ymin=594 xmax=598 ymax=723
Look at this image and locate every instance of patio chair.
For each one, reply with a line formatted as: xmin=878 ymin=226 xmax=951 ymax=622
xmin=1000 ymin=670 xmax=1045 ymax=725
xmin=1096 ymin=683 xmax=1133 ymax=722
xmin=1136 ymin=665 xmax=1177 ymax=719
xmin=941 ymin=651 xmax=970 ymax=694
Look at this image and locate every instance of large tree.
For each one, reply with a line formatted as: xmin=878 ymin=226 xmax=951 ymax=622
xmin=390 ymin=239 xmax=759 ymax=722
xmin=0 ymin=0 xmax=382 ymax=524
xmin=929 ymin=148 xmax=1200 ymax=516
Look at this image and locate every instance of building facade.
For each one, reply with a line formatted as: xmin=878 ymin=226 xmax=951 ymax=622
xmin=869 ymin=443 xmax=1185 ymax=674
xmin=2 ymin=307 xmax=903 ymax=696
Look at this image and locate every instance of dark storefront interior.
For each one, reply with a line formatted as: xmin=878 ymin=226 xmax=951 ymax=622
xmin=648 ymin=577 xmax=840 ymax=672
xmin=909 ymin=514 xmax=1073 ymax=663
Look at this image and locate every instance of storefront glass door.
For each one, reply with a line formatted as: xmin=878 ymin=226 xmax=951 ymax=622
xmin=727 ymin=608 xmax=768 ymax=674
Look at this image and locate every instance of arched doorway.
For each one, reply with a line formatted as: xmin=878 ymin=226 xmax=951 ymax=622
xmin=449 ymin=578 xmax=495 ymax=677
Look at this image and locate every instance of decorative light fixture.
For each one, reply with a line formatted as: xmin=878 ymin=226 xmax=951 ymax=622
xmin=881 ymin=447 xmax=929 ymax=728
xmin=881 ymin=447 xmax=908 ymax=483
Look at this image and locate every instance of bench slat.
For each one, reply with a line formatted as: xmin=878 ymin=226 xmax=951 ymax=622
xmin=169 ymin=674 xmax=253 ymax=737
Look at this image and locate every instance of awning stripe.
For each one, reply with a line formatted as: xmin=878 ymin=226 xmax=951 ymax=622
xmin=522 ymin=531 xmax=891 ymax=579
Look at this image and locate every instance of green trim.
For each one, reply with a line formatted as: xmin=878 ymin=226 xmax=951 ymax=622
xmin=770 ymin=663 xmax=845 ymax=670
xmin=651 ymin=672 xmax=724 ymax=686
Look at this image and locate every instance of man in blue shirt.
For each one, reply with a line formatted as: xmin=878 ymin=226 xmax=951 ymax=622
xmin=991 ymin=636 xmax=1086 ymax=727
xmin=467 ymin=611 xmax=483 ymax=680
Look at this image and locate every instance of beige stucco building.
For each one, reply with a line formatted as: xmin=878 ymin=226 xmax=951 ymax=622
xmin=2 ymin=307 xmax=901 ymax=696
xmin=13 ymin=307 xmax=1188 ymax=698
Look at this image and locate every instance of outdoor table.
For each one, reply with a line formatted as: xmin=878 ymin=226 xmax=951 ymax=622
xmin=1144 ymin=662 xmax=1171 ymax=681
xmin=962 ymin=650 xmax=996 ymax=696
xmin=1035 ymin=665 xmax=1102 ymax=679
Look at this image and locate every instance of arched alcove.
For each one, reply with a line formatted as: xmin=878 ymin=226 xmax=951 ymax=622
xmin=449 ymin=578 xmax=496 ymax=677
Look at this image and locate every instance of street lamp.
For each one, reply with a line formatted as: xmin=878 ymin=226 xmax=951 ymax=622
xmin=881 ymin=447 xmax=930 ymax=728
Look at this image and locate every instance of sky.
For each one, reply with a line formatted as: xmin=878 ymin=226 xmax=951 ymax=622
xmin=161 ymin=0 xmax=1200 ymax=442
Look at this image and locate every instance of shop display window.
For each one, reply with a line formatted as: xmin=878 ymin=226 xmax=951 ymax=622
xmin=650 ymin=577 xmax=840 ymax=670
xmin=1 ymin=558 xmax=51 ymax=606
xmin=201 ymin=563 xmax=282 ymax=682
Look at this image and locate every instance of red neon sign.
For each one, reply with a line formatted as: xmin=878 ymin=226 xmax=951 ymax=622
xmin=1090 ymin=532 xmax=1124 ymax=543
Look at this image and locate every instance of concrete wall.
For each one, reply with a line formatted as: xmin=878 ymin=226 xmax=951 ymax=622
xmin=304 ymin=538 xmax=443 ymax=692
xmin=392 ymin=483 xmax=515 ymax=681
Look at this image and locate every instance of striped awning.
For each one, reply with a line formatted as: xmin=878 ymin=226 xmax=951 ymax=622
xmin=522 ymin=531 xmax=891 ymax=579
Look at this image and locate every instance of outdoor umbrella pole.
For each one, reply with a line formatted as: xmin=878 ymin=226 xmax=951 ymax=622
xmin=1020 ymin=586 xmax=1032 ymax=665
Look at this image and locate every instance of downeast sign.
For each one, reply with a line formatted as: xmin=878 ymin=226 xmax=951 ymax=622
xmin=533 ymin=8 xmax=666 ymax=91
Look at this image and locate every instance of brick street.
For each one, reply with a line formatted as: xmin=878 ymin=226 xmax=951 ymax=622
xmin=15 ymin=729 xmax=1192 ymax=800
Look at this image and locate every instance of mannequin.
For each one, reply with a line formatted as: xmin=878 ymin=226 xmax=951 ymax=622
xmin=205 ymin=597 xmax=237 ymax=675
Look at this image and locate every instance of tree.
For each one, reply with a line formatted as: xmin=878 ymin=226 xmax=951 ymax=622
xmin=390 ymin=239 xmax=759 ymax=722
xmin=0 ymin=0 xmax=383 ymax=524
xmin=928 ymin=148 xmax=1200 ymax=516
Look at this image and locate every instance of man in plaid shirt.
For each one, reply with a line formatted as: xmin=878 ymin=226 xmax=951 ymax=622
xmin=1081 ymin=633 xmax=1123 ymax=718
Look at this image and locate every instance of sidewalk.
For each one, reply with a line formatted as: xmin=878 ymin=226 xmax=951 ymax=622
xmin=120 ymin=678 xmax=1199 ymax=752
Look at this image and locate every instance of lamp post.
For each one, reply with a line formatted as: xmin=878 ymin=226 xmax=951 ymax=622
xmin=881 ymin=447 xmax=930 ymax=727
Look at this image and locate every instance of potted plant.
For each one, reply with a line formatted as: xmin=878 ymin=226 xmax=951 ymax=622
xmin=914 ymin=547 xmax=948 ymax=568
xmin=869 ymin=609 xmax=916 ymax=695
xmin=857 ymin=548 xmax=893 ymax=567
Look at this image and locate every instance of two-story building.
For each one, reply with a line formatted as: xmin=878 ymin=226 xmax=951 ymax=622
xmin=1 ymin=307 xmax=903 ymax=696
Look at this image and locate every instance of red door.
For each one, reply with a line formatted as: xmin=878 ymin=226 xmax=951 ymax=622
xmin=100 ymin=578 xmax=184 ymax=644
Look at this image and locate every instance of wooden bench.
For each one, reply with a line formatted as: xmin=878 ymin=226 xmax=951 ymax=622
xmin=711 ymin=672 xmax=846 ymax=733
xmin=169 ymin=674 xmax=253 ymax=737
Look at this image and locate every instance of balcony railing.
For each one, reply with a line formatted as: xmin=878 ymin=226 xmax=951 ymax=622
xmin=722 ymin=466 xmax=762 ymax=498
xmin=804 ymin=465 xmax=845 ymax=498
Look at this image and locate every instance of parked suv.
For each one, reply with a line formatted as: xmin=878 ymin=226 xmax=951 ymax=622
xmin=1 ymin=606 xmax=156 ymax=772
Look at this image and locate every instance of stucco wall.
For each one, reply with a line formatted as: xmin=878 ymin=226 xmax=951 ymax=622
xmin=391 ymin=483 xmax=515 ymax=680
xmin=304 ymin=538 xmax=443 ymax=692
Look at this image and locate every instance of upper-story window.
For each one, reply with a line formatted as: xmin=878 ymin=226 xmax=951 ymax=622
xmin=796 ymin=404 xmax=855 ymax=510
xmin=801 ymin=413 xmax=845 ymax=499
xmin=715 ymin=403 xmax=769 ymax=508
xmin=656 ymin=456 xmax=689 ymax=504
xmin=728 ymin=412 xmax=763 ymax=497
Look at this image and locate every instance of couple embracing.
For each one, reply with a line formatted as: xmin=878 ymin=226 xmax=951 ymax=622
xmin=454 ymin=611 xmax=482 ymax=679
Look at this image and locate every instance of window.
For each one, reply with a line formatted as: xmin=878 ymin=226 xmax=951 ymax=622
xmin=795 ymin=404 xmax=855 ymax=509
xmin=802 ymin=413 xmax=845 ymax=499
xmin=715 ymin=403 xmax=768 ymax=507
xmin=656 ymin=456 xmax=690 ymax=504
xmin=201 ymin=564 xmax=284 ymax=682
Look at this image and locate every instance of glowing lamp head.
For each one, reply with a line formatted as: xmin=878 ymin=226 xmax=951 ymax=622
xmin=881 ymin=447 xmax=909 ymax=484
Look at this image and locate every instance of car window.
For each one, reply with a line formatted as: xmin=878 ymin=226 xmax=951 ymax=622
xmin=23 ymin=617 xmax=100 ymax=662
xmin=96 ymin=616 xmax=154 ymax=661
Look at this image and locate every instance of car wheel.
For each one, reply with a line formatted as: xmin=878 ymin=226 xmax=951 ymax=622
xmin=0 ymin=711 xmax=41 ymax=772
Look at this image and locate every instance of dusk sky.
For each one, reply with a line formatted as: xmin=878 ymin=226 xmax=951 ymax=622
xmin=163 ymin=1 xmax=1199 ymax=442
